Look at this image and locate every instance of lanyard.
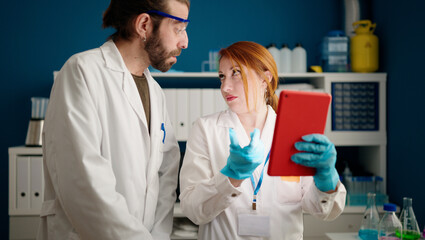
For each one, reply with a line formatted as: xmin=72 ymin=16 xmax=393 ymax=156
xmin=250 ymin=151 xmax=270 ymax=210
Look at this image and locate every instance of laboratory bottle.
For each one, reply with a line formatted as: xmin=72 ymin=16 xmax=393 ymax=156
xmin=279 ymin=43 xmax=292 ymax=73
xmin=321 ymin=30 xmax=350 ymax=72
xmin=342 ymin=161 xmax=352 ymax=193
xmin=378 ymin=203 xmax=402 ymax=240
xmin=291 ymin=43 xmax=307 ymax=73
xmin=399 ymin=197 xmax=421 ymax=239
xmin=359 ymin=193 xmax=380 ymax=240
xmin=267 ymin=43 xmax=280 ymax=72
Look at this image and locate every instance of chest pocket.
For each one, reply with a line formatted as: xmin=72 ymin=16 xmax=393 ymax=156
xmin=274 ymin=176 xmax=302 ymax=204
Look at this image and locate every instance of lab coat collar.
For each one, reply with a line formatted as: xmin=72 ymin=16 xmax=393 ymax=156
xmin=100 ymin=40 xmax=150 ymax=131
xmin=100 ymin=40 xmax=128 ymax=73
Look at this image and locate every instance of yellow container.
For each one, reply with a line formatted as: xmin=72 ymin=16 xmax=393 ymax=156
xmin=350 ymin=20 xmax=379 ymax=72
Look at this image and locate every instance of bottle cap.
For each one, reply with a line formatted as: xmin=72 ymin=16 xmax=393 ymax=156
xmin=327 ymin=30 xmax=345 ymax=37
xmin=383 ymin=203 xmax=397 ymax=212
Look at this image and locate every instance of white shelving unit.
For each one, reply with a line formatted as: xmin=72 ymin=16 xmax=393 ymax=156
xmin=9 ymin=72 xmax=387 ymax=240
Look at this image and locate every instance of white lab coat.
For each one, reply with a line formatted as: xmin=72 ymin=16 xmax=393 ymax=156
xmin=37 ymin=40 xmax=180 ymax=240
xmin=179 ymin=106 xmax=346 ymax=240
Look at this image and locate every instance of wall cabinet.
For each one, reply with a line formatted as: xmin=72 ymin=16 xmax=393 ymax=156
xmin=9 ymin=72 xmax=387 ymax=239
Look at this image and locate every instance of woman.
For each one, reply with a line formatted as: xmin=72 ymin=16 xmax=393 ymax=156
xmin=179 ymin=41 xmax=346 ymax=239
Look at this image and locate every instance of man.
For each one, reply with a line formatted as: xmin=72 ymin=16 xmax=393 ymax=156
xmin=37 ymin=0 xmax=190 ymax=239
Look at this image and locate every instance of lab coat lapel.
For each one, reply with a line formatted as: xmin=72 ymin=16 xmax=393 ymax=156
xmin=121 ymin=72 xmax=149 ymax=129
xmin=101 ymin=40 xmax=149 ymax=130
xmin=145 ymin=69 xmax=162 ymax=172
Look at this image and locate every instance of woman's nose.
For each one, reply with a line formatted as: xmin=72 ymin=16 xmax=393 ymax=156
xmin=221 ymin=79 xmax=232 ymax=92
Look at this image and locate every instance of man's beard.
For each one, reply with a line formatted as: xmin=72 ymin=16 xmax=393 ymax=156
xmin=145 ymin=31 xmax=181 ymax=72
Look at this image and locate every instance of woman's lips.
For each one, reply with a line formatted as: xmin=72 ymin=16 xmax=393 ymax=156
xmin=226 ymin=95 xmax=237 ymax=102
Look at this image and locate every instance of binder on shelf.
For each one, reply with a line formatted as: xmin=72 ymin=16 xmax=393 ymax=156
xmin=176 ymin=89 xmax=189 ymax=141
xmin=164 ymin=89 xmax=177 ymax=131
xmin=16 ymin=157 xmax=30 ymax=209
xmin=201 ymin=89 xmax=215 ymax=117
xmin=30 ymin=156 xmax=43 ymax=210
xmin=214 ymin=89 xmax=227 ymax=112
xmin=188 ymin=89 xmax=201 ymax=133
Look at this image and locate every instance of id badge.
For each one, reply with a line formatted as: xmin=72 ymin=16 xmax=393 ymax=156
xmin=237 ymin=208 xmax=270 ymax=237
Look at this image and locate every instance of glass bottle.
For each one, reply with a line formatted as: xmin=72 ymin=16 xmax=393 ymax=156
xmin=378 ymin=203 xmax=402 ymax=240
xmin=359 ymin=192 xmax=380 ymax=240
xmin=399 ymin=197 xmax=421 ymax=239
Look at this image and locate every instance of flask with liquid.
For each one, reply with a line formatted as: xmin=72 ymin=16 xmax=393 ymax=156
xmin=378 ymin=203 xmax=402 ymax=240
xmin=291 ymin=43 xmax=306 ymax=73
xmin=267 ymin=43 xmax=280 ymax=72
xmin=359 ymin=193 xmax=380 ymax=240
xmin=279 ymin=43 xmax=292 ymax=73
xmin=399 ymin=197 xmax=421 ymax=239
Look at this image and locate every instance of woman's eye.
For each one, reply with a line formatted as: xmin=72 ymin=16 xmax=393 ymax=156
xmin=218 ymin=74 xmax=225 ymax=80
xmin=232 ymin=69 xmax=241 ymax=76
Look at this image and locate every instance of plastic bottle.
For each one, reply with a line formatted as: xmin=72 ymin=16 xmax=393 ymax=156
xmin=279 ymin=43 xmax=292 ymax=73
xmin=399 ymin=197 xmax=421 ymax=239
xmin=321 ymin=30 xmax=350 ymax=72
xmin=359 ymin=193 xmax=380 ymax=240
xmin=291 ymin=43 xmax=307 ymax=73
xmin=342 ymin=161 xmax=352 ymax=193
xmin=378 ymin=203 xmax=402 ymax=240
xmin=267 ymin=43 xmax=280 ymax=72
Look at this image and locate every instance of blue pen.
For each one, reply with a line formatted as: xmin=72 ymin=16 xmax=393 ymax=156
xmin=161 ymin=123 xmax=166 ymax=143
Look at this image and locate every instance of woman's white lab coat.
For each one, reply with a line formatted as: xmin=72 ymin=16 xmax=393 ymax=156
xmin=37 ymin=40 xmax=180 ymax=240
xmin=179 ymin=106 xmax=346 ymax=240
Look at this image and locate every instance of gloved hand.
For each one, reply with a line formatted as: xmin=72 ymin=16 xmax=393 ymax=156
xmin=291 ymin=134 xmax=339 ymax=192
xmin=220 ymin=128 xmax=265 ymax=180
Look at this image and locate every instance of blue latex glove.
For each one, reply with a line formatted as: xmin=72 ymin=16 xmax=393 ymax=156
xmin=220 ymin=128 xmax=265 ymax=180
xmin=291 ymin=134 xmax=338 ymax=192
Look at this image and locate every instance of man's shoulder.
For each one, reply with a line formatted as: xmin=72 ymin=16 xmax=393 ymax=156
xmin=66 ymin=47 xmax=103 ymax=67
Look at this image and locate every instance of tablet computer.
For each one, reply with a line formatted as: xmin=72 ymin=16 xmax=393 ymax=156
xmin=267 ymin=90 xmax=332 ymax=176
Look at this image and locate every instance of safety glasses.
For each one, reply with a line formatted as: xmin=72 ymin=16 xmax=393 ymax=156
xmin=146 ymin=10 xmax=190 ymax=24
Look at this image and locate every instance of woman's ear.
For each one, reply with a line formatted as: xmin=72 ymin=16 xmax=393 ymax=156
xmin=134 ymin=13 xmax=151 ymax=40
xmin=264 ymin=70 xmax=273 ymax=83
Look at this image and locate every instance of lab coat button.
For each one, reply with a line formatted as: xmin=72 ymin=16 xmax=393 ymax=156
xmin=321 ymin=200 xmax=328 ymax=203
xmin=231 ymin=193 xmax=237 ymax=197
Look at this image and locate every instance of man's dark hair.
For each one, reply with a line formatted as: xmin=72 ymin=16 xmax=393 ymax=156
xmin=103 ymin=0 xmax=190 ymax=41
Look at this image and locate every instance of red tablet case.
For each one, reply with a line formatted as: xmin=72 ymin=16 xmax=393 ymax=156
xmin=267 ymin=90 xmax=332 ymax=176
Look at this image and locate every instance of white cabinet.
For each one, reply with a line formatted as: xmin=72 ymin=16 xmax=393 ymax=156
xmin=9 ymin=147 xmax=43 ymax=240
xmin=9 ymin=147 xmax=43 ymax=216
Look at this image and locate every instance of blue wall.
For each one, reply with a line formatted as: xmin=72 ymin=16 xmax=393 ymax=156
xmin=373 ymin=0 xmax=425 ymax=230
xmin=1 ymin=0 xmax=424 ymax=237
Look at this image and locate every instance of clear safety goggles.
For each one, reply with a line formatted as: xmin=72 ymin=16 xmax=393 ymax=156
xmin=146 ymin=10 xmax=189 ymax=36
